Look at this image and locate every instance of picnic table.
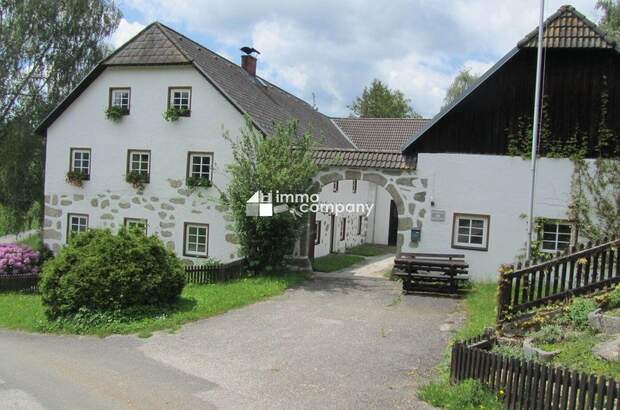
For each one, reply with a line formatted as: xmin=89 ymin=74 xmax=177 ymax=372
xmin=393 ymin=252 xmax=469 ymax=293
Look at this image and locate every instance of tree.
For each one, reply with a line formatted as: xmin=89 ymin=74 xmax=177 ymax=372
xmin=597 ymin=0 xmax=620 ymax=42
xmin=348 ymin=79 xmax=419 ymax=118
xmin=570 ymin=158 xmax=620 ymax=242
xmin=442 ymin=68 xmax=480 ymax=109
xmin=224 ymin=119 xmax=318 ymax=272
xmin=0 ymin=0 xmax=121 ymax=233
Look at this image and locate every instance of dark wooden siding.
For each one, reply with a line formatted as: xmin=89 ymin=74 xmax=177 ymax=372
xmin=407 ymin=48 xmax=620 ymax=156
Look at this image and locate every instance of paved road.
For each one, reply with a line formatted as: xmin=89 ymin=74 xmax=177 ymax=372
xmin=0 ymin=256 xmax=461 ymax=409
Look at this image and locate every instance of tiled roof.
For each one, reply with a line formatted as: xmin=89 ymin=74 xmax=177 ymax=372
xmin=518 ymin=5 xmax=619 ymax=50
xmin=332 ymin=117 xmax=429 ymax=151
xmin=103 ymin=23 xmax=354 ymax=149
xmin=312 ymin=148 xmax=416 ymax=170
xmin=105 ymin=26 xmax=188 ymax=65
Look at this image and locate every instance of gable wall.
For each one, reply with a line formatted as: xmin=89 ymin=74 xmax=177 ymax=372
xmin=409 ymin=49 xmax=620 ymax=156
xmin=43 ymin=65 xmax=246 ymax=262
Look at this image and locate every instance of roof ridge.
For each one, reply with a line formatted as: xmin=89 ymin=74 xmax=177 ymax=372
xmin=155 ymin=22 xmax=244 ymax=70
xmin=153 ymin=22 xmax=195 ymax=63
xmin=331 ymin=117 xmax=430 ymax=121
xmin=517 ymin=4 xmax=619 ymax=51
xmin=313 ymin=147 xmax=405 ymax=154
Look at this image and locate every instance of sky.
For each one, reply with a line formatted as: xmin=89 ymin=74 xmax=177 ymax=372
xmin=111 ymin=1 xmax=601 ymax=119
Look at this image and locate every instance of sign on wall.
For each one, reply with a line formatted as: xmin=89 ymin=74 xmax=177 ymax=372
xmin=430 ymin=210 xmax=446 ymax=222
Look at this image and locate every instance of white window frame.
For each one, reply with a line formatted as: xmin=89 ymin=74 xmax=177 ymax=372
xmin=539 ymin=220 xmax=575 ymax=253
xmin=333 ymin=180 xmax=339 ymax=192
xmin=67 ymin=213 xmax=88 ymax=240
xmin=358 ymin=215 xmax=364 ymax=235
xmin=340 ymin=217 xmax=346 ymax=241
xmin=124 ymin=218 xmax=148 ymax=235
xmin=352 ymin=179 xmax=358 ymax=193
xmin=184 ymin=223 xmax=209 ymax=257
xmin=169 ymin=87 xmax=191 ymax=112
xmin=187 ymin=152 xmax=213 ymax=180
xmin=127 ymin=150 xmax=151 ymax=178
xmin=70 ymin=148 xmax=91 ymax=177
xmin=452 ymin=213 xmax=490 ymax=251
xmin=110 ymin=88 xmax=130 ymax=112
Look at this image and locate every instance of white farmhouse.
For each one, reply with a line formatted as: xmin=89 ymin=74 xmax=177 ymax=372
xmin=36 ymin=22 xmax=395 ymax=263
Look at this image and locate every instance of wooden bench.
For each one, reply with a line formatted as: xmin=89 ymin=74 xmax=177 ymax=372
xmin=393 ymin=252 xmax=469 ymax=293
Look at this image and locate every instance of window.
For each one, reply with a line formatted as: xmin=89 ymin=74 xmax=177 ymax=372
xmin=187 ymin=152 xmax=213 ymax=180
xmin=314 ymin=221 xmax=321 ymax=245
xmin=540 ymin=220 xmax=574 ymax=252
xmin=352 ymin=179 xmax=358 ymax=193
xmin=109 ymin=88 xmax=130 ymax=113
xmin=333 ymin=180 xmax=339 ymax=192
xmin=452 ymin=213 xmax=490 ymax=251
xmin=168 ymin=87 xmax=191 ymax=115
xmin=67 ymin=213 xmax=88 ymax=240
xmin=358 ymin=215 xmax=364 ymax=235
xmin=70 ymin=148 xmax=91 ymax=178
xmin=184 ymin=223 xmax=208 ymax=257
xmin=127 ymin=150 xmax=151 ymax=181
xmin=340 ymin=217 xmax=346 ymax=241
xmin=124 ymin=218 xmax=148 ymax=235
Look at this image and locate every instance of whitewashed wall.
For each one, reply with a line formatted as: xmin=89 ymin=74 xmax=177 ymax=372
xmin=313 ymin=180 xmax=392 ymax=258
xmin=43 ymin=65 xmax=246 ymax=263
xmin=412 ymin=153 xmax=586 ymax=281
xmin=367 ymin=185 xmax=392 ymax=245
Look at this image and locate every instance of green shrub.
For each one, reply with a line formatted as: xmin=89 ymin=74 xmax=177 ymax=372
xmin=40 ymin=229 xmax=185 ymax=318
xmin=566 ymin=297 xmax=598 ymax=330
xmin=529 ymin=324 xmax=576 ymax=345
xmin=595 ymin=284 xmax=620 ymax=310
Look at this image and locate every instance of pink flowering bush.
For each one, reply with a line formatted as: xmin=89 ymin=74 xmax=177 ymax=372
xmin=0 ymin=244 xmax=40 ymax=276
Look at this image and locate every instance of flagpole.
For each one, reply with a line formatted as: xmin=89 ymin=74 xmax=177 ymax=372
xmin=526 ymin=0 xmax=546 ymax=260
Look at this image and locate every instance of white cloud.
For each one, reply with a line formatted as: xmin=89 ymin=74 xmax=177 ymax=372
xmin=120 ymin=0 xmax=601 ymax=117
xmin=461 ymin=60 xmax=495 ymax=77
xmin=110 ymin=18 xmax=146 ymax=49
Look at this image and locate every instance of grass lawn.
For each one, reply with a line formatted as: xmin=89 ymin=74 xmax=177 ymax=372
xmin=418 ymin=282 xmax=501 ymax=409
xmin=0 ymin=272 xmax=306 ymax=337
xmin=541 ymin=333 xmax=620 ymax=379
xmin=312 ymin=254 xmax=365 ymax=272
xmin=453 ymin=282 xmax=497 ymax=341
xmin=17 ymin=233 xmax=43 ymax=251
xmin=345 ymin=244 xmax=396 ymax=257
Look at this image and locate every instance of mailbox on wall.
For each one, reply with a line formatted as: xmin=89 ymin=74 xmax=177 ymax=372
xmin=411 ymin=227 xmax=421 ymax=242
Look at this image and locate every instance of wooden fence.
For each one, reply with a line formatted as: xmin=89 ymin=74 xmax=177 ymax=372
xmin=184 ymin=259 xmax=247 ymax=284
xmin=497 ymin=239 xmax=620 ymax=321
xmin=450 ymin=333 xmax=620 ymax=410
xmin=0 ymin=274 xmax=39 ymax=292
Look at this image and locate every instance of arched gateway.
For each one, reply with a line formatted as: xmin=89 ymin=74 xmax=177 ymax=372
xmin=296 ymin=148 xmax=430 ymax=260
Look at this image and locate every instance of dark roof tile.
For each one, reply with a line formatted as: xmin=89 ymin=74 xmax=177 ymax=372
xmin=312 ymin=148 xmax=416 ymax=170
xmin=519 ymin=5 xmax=618 ymax=50
xmin=332 ymin=117 xmax=429 ymax=151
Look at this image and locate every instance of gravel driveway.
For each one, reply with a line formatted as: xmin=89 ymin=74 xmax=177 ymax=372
xmin=0 ymin=255 xmax=460 ymax=409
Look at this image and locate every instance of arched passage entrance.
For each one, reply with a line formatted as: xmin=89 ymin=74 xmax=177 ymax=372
xmin=298 ymin=149 xmax=431 ymax=260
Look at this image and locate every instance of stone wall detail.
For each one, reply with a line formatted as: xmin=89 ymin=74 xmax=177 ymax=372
xmin=43 ymin=183 xmax=234 ymax=261
xmin=313 ymin=167 xmax=428 ymax=255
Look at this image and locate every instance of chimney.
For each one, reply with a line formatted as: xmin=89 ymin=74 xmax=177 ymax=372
xmin=241 ymin=54 xmax=257 ymax=76
xmin=240 ymin=46 xmax=260 ymax=76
